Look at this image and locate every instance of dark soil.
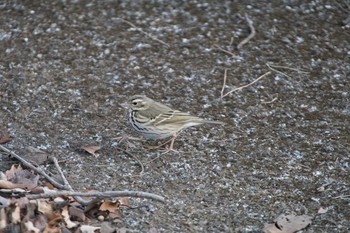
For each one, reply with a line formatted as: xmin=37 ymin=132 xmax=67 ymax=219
xmin=1 ymin=0 xmax=349 ymax=232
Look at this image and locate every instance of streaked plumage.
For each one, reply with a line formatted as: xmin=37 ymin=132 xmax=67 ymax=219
xmin=124 ymin=95 xmax=224 ymax=150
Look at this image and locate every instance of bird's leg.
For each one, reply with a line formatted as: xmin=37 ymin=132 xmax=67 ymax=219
xmin=146 ymin=131 xmax=182 ymax=153
xmin=161 ymin=133 xmax=180 ymax=153
xmin=145 ymin=137 xmax=172 ymax=150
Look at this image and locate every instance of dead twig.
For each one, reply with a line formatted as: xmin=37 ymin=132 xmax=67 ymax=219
xmin=220 ymin=69 xmax=228 ymax=99
xmin=266 ymin=63 xmax=309 ymax=79
xmin=333 ymin=194 xmax=350 ymax=200
xmin=266 ymin=64 xmax=309 ymax=73
xmin=261 ymin=94 xmax=279 ymax=104
xmin=213 ymin=44 xmax=239 ymax=58
xmin=51 ymin=157 xmax=92 ymax=206
xmin=221 ymin=71 xmax=271 ymax=99
xmin=0 ymin=145 xmax=165 ymax=205
xmin=237 ymin=13 xmax=256 ymax=49
xmin=119 ymin=18 xmax=170 ymax=47
xmin=26 ymin=190 xmax=165 ymax=203
xmin=0 ymin=145 xmax=66 ymax=190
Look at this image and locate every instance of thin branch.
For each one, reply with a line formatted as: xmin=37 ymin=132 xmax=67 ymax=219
xmin=261 ymin=94 xmax=279 ymax=104
xmin=119 ymin=18 xmax=170 ymax=47
xmin=333 ymin=194 xmax=350 ymax=200
xmin=0 ymin=145 xmax=165 ymax=205
xmin=266 ymin=64 xmax=309 ymax=74
xmin=51 ymin=157 xmax=91 ymax=206
xmin=237 ymin=13 xmax=256 ymax=49
xmin=221 ymin=71 xmax=271 ymax=98
xmin=266 ymin=63 xmax=293 ymax=79
xmin=213 ymin=44 xmax=239 ymax=58
xmin=26 ymin=190 xmax=165 ymax=203
xmin=0 ymin=145 xmax=66 ymax=190
xmin=220 ymin=69 xmax=228 ymax=99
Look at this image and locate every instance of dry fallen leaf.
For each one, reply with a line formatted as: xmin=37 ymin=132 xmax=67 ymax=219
xmin=37 ymin=200 xmax=53 ymax=215
xmin=24 ymin=220 xmax=40 ymax=233
xmin=11 ymin=204 xmax=21 ymax=224
xmin=81 ymin=145 xmax=101 ymax=158
xmin=263 ymin=214 xmax=313 ymax=233
xmin=99 ymin=201 xmax=122 ymax=220
xmin=46 ymin=210 xmax=62 ymax=228
xmin=3 ymin=165 xmax=40 ymax=191
xmin=0 ymin=132 xmax=10 ymax=144
xmin=32 ymin=214 xmax=49 ymax=231
xmin=62 ymin=206 xmax=78 ymax=229
xmin=0 ymin=208 xmax=7 ymax=229
xmin=99 ymin=201 xmax=120 ymax=213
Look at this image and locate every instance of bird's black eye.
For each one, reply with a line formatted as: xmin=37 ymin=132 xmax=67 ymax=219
xmin=132 ymin=101 xmax=137 ymax=105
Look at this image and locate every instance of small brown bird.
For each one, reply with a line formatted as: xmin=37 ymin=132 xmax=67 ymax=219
xmin=124 ymin=95 xmax=224 ymax=151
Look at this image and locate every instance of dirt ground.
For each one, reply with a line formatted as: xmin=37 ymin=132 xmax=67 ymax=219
xmin=1 ymin=0 xmax=349 ymax=232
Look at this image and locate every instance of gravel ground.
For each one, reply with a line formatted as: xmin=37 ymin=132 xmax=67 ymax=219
xmin=1 ymin=0 xmax=349 ymax=232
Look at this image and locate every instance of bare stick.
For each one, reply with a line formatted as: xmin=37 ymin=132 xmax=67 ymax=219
xmin=267 ymin=64 xmax=309 ymax=74
xmin=221 ymin=71 xmax=271 ymax=98
xmin=213 ymin=44 xmax=238 ymax=58
xmin=51 ymin=157 xmax=91 ymax=206
xmin=266 ymin=63 xmax=293 ymax=79
xmin=1 ymin=145 xmax=165 ymax=205
xmin=237 ymin=13 xmax=256 ymax=49
xmin=26 ymin=190 xmax=165 ymax=203
xmin=220 ymin=69 xmax=228 ymax=99
xmin=119 ymin=18 xmax=170 ymax=47
xmin=116 ymin=147 xmax=144 ymax=176
xmin=333 ymin=194 xmax=350 ymax=199
xmin=261 ymin=94 xmax=279 ymax=104
xmin=0 ymin=145 xmax=66 ymax=190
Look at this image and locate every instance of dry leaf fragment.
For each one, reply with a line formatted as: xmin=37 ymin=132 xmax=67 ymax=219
xmin=43 ymin=225 xmax=61 ymax=233
xmin=318 ymin=207 xmax=328 ymax=214
xmin=0 ymin=132 xmax=10 ymax=144
xmin=263 ymin=214 xmax=313 ymax=233
xmin=46 ymin=210 xmax=63 ymax=227
xmin=12 ymin=197 xmax=29 ymax=208
xmin=0 ymin=165 xmax=42 ymax=193
xmin=81 ymin=145 xmax=101 ymax=158
xmin=62 ymin=206 xmax=78 ymax=229
xmin=0 ymin=208 xmax=7 ymax=229
xmin=99 ymin=201 xmax=120 ymax=213
xmin=24 ymin=221 xmax=40 ymax=233
xmin=99 ymin=201 xmax=121 ymax=220
xmin=11 ymin=205 xmax=21 ymax=224
xmin=118 ymin=197 xmax=129 ymax=207
xmin=37 ymin=200 xmax=53 ymax=215
xmin=80 ymin=225 xmax=101 ymax=233
xmin=32 ymin=214 xmax=49 ymax=231
xmin=5 ymin=164 xmax=40 ymax=190
xmin=69 ymin=205 xmax=86 ymax=222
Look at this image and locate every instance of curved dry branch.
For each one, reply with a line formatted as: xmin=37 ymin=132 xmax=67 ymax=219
xmin=26 ymin=190 xmax=165 ymax=203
